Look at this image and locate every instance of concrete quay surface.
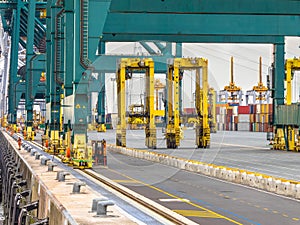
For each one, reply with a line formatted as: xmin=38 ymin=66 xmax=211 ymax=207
xmin=3 ymin=131 xmax=151 ymax=225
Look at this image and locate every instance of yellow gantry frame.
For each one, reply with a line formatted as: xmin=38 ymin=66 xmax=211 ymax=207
xmin=116 ymin=58 xmax=156 ymax=148
xmin=208 ymin=88 xmax=217 ymax=133
xmin=273 ymin=58 xmax=300 ymax=151
xmin=166 ymin=58 xmax=210 ymax=148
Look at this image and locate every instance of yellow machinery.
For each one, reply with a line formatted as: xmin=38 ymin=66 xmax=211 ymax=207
xmin=208 ymin=87 xmax=217 ymax=133
xmin=97 ymin=124 xmax=106 ymax=132
xmin=246 ymin=57 xmax=269 ymax=104
xmin=273 ymin=58 xmax=300 ymax=151
xmin=166 ymin=58 xmax=210 ymax=148
xmin=220 ymin=57 xmax=242 ymax=103
xmin=116 ymin=58 xmax=156 ymax=148
xmin=127 ymin=104 xmax=145 ymax=129
xmin=252 ymin=57 xmax=269 ymax=100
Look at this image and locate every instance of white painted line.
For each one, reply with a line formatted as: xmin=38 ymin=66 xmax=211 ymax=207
xmin=159 ymin=198 xmax=190 ymax=203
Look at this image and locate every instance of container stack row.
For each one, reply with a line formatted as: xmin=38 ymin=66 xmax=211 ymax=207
xmin=216 ymin=103 xmax=273 ymax=132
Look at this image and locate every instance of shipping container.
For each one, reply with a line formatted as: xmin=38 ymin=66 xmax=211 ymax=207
xmin=234 ymin=116 xmax=239 ymax=123
xmin=269 ymin=104 xmax=273 ymax=113
xmin=238 ymin=106 xmax=250 ymax=114
xmin=238 ymin=122 xmax=250 ymax=131
xmin=249 ymin=105 xmax=255 ymax=114
xmin=227 ymin=108 xmax=233 ymax=115
xmin=239 ymin=114 xmax=250 ymax=123
xmin=233 ymin=106 xmax=238 ymax=116
xmin=249 ymin=123 xmax=253 ymax=131
xmin=249 ymin=114 xmax=255 ymax=123
xmin=256 ymin=104 xmax=261 ymax=114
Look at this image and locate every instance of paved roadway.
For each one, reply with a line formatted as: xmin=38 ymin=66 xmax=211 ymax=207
xmin=89 ymin=129 xmax=300 ymax=182
xmin=93 ymin=151 xmax=300 ymax=225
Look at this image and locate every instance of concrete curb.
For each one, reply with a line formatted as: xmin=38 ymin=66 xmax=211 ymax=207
xmin=108 ymin=145 xmax=300 ymax=199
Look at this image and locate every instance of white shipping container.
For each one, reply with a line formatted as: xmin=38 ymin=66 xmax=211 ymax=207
xmin=256 ymin=114 xmax=260 ymax=123
xmin=238 ymin=114 xmax=250 ymax=123
xmin=217 ymin=114 xmax=225 ymax=124
xmin=256 ymin=104 xmax=261 ymax=114
xmin=238 ymin=122 xmax=250 ymax=131
xmin=233 ymin=106 xmax=238 ymax=116
xmin=216 ymin=114 xmax=220 ymax=123
xmin=222 ymin=107 xmax=227 ymax=115
xmin=217 ymin=123 xmax=224 ymax=131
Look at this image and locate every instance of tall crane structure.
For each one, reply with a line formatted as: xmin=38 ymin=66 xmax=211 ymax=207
xmin=219 ymin=57 xmax=242 ymax=104
xmin=246 ymin=57 xmax=270 ymax=105
xmin=166 ymin=58 xmax=210 ymax=149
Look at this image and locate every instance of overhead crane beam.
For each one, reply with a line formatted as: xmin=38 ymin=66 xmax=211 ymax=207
xmin=109 ymin=0 xmax=300 ymax=14
xmin=104 ymin=0 xmax=300 ymax=42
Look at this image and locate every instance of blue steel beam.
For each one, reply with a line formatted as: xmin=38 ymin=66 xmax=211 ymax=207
xmin=109 ymin=0 xmax=300 ymax=14
xmin=45 ymin=0 xmax=51 ymax=104
xmin=101 ymin=35 xmax=284 ymax=44
xmin=64 ymin=0 xmax=74 ymax=97
xmin=25 ymin=0 xmax=36 ymax=128
xmin=102 ymin=14 xmax=300 ymax=40
xmin=7 ymin=0 xmax=22 ymax=124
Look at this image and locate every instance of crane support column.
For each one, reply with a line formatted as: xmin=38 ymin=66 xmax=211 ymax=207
xmin=7 ymin=0 xmax=22 ymax=126
xmin=272 ymin=44 xmax=287 ymax=150
xmin=145 ymin=59 xmax=156 ymax=149
xmin=24 ymin=0 xmax=36 ymax=141
xmin=116 ymin=60 xmax=126 ymax=147
xmin=195 ymin=59 xmax=210 ymax=148
xmin=166 ymin=60 xmax=181 ymax=149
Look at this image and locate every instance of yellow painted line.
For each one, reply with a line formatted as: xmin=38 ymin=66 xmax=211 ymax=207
xmin=112 ymin=179 xmax=139 ymax=183
xmin=282 ymin=214 xmax=289 ymax=218
xmin=108 ymin=168 xmax=242 ymax=225
xmin=254 ymin=205 xmax=260 ymax=208
xmin=292 ymin=218 xmax=299 ymax=221
xmin=272 ymin=210 xmax=278 ymax=214
xmin=174 ymin=210 xmax=222 ymax=218
xmin=108 ymin=144 xmax=300 ymax=185
xmin=263 ymin=208 xmax=269 ymax=211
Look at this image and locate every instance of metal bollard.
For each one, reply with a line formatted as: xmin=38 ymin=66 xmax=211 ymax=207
xmin=40 ymin=157 xmax=50 ymax=165
xmin=35 ymin=153 xmax=41 ymax=160
xmin=90 ymin=198 xmax=108 ymax=212
xmin=72 ymin=182 xmax=86 ymax=193
xmin=58 ymin=172 xmax=69 ymax=182
xmin=47 ymin=163 xmax=57 ymax=172
xmin=30 ymin=150 xmax=37 ymax=156
xmin=96 ymin=200 xmax=114 ymax=216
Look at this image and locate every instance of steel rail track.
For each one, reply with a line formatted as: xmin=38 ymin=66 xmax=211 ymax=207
xmin=83 ymin=169 xmax=191 ymax=225
xmin=10 ymin=132 xmax=194 ymax=225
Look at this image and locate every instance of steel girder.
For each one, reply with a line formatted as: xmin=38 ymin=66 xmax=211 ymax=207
xmin=7 ymin=0 xmax=21 ymax=124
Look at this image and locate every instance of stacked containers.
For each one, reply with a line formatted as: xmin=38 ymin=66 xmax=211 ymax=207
xmin=216 ymin=103 xmax=273 ymax=132
xmin=216 ymin=103 xmax=227 ymax=131
xmin=238 ymin=106 xmax=250 ymax=131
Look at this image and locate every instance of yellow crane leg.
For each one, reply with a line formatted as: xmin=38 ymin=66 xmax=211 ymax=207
xmin=116 ymin=126 xmax=126 ymax=147
xmin=72 ymin=134 xmax=93 ymax=169
xmin=288 ymin=126 xmax=295 ymax=151
xmin=272 ymin=128 xmax=285 ymax=150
